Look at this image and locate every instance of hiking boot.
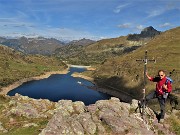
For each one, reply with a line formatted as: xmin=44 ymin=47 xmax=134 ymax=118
xmin=139 ymin=100 xmax=145 ymax=108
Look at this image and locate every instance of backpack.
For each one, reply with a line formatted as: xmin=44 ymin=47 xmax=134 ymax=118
xmin=165 ymin=77 xmax=173 ymax=93
xmin=165 ymin=77 xmax=173 ymax=84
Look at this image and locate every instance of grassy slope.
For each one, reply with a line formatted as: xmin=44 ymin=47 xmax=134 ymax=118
xmin=0 ymin=95 xmax=51 ymax=135
xmin=0 ymin=45 xmax=67 ymax=134
xmin=85 ymin=36 xmax=127 ymax=52
xmin=0 ymin=45 xmax=67 ymax=88
xmin=93 ymin=27 xmax=180 ymax=97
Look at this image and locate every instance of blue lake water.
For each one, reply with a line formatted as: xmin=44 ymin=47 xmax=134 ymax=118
xmin=8 ymin=67 xmax=111 ymax=105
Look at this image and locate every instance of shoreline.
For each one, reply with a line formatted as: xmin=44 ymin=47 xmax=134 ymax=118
xmin=1 ymin=66 xmax=133 ymax=103
xmin=71 ymin=73 xmax=94 ymax=82
xmin=0 ymin=69 xmax=69 ymax=95
xmin=68 ymin=64 xmax=91 ymax=68
xmin=71 ymin=73 xmax=133 ymax=103
xmin=67 ymin=64 xmax=96 ymax=71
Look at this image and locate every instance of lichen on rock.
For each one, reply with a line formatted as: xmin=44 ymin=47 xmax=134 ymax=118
xmin=40 ymin=97 xmax=156 ymax=135
xmin=0 ymin=122 xmax=8 ymax=133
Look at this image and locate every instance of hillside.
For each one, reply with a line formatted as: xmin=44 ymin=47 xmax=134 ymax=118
xmin=0 ymin=27 xmax=179 ymax=134
xmin=93 ymin=26 xmax=180 ymax=98
xmin=0 ymin=45 xmax=67 ymax=89
xmin=55 ymin=26 xmax=160 ymax=65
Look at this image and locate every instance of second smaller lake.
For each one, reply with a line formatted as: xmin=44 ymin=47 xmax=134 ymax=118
xmin=8 ymin=67 xmax=111 ymax=105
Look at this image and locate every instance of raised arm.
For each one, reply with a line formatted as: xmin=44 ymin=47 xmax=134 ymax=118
xmin=146 ymin=72 xmax=153 ymax=80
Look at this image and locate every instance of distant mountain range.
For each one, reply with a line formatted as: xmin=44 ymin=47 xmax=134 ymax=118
xmin=0 ymin=26 xmax=160 ymax=62
xmin=0 ymin=36 xmax=95 ymax=55
xmin=54 ymin=26 xmax=161 ymax=65
xmin=0 ymin=36 xmax=64 ymax=55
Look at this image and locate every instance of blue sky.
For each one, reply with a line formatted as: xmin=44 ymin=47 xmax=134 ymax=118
xmin=0 ymin=0 xmax=179 ymax=41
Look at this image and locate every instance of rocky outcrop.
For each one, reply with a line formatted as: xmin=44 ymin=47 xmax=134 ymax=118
xmin=40 ymin=97 xmax=155 ymax=135
xmin=127 ymin=26 xmax=161 ymax=41
xmin=0 ymin=94 xmax=176 ymax=135
xmin=6 ymin=94 xmax=55 ymax=118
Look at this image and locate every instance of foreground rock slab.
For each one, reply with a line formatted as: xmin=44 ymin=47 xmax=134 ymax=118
xmin=1 ymin=94 xmax=176 ymax=135
xmin=40 ymin=97 xmax=155 ymax=135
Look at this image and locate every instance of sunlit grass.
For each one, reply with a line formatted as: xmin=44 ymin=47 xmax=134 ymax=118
xmin=0 ymin=45 xmax=67 ymax=88
xmin=94 ymin=27 xmax=180 ymax=98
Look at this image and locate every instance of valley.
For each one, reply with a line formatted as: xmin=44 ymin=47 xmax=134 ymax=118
xmin=0 ymin=26 xmax=180 ymax=135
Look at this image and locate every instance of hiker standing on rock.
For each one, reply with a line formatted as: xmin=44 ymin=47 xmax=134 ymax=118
xmin=145 ymin=70 xmax=172 ymax=123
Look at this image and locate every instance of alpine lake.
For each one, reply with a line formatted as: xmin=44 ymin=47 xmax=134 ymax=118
xmin=8 ymin=67 xmax=111 ymax=105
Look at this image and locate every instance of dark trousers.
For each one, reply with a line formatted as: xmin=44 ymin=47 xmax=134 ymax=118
xmin=145 ymin=91 xmax=166 ymax=119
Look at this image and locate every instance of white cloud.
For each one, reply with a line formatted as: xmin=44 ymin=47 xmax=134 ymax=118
xmin=117 ymin=23 xmax=131 ymax=28
xmin=99 ymin=36 xmax=107 ymax=39
xmin=147 ymin=1 xmax=180 ymax=18
xmin=17 ymin=10 xmax=29 ymax=18
xmin=0 ymin=25 xmax=99 ymax=41
xmin=166 ymin=1 xmax=180 ymax=10
xmin=0 ymin=17 xmax=34 ymax=28
xmin=136 ymin=25 xmax=144 ymax=30
xmin=0 ymin=17 xmax=17 ymax=22
xmin=113 ymin=3 xmax=130 ymax=13
xmin=159 ymin=22 xmax=172 ymax=27
xmin=147 ymin=9 xmax=164 ymax=18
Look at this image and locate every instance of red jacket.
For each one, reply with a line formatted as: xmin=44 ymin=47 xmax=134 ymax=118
xmin=149 ymin=76 xmax=172 ymax=95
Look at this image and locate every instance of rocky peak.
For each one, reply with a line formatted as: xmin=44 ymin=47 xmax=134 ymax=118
xmin=19 ymin=36 xmax=28 ymax=40
xmin=140 ymin=26 xmax=161 ymax=37
xmin=0 ymin=37 xmax=6 ymax=43
xmin=19 ymin=36 xmax=28 ymax=44
xmin=127 ymin=26 xmax=161 ymax=41
xmin=68 ymin=38 xmax=96 ymax=46
xmin=142 ymin=26 xmax=154 ymax=31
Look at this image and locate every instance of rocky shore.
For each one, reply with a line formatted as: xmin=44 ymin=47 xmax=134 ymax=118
xmin=0 ymin=69 xmax=69 ymax=95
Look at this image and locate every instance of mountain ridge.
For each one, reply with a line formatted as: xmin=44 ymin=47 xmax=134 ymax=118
xmin=127 ymin=26 xmax=161 ymax=41
xmin=0 ymin=36 xmax=65 ymax=55
xmin=54 ymin=26 xmax=161 ymax=65
xmin=67 ymin=38 xmax=96 ymax=46
xmin=0 ymin=37 xmax=97 ymax=56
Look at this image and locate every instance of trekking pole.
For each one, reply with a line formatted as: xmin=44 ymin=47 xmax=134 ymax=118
xmin=136 ymin=50 xmax=156 ymax=118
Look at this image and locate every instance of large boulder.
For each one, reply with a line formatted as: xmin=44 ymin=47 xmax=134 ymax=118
xmin=40 ymin=97 xmax=155 ymax=135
